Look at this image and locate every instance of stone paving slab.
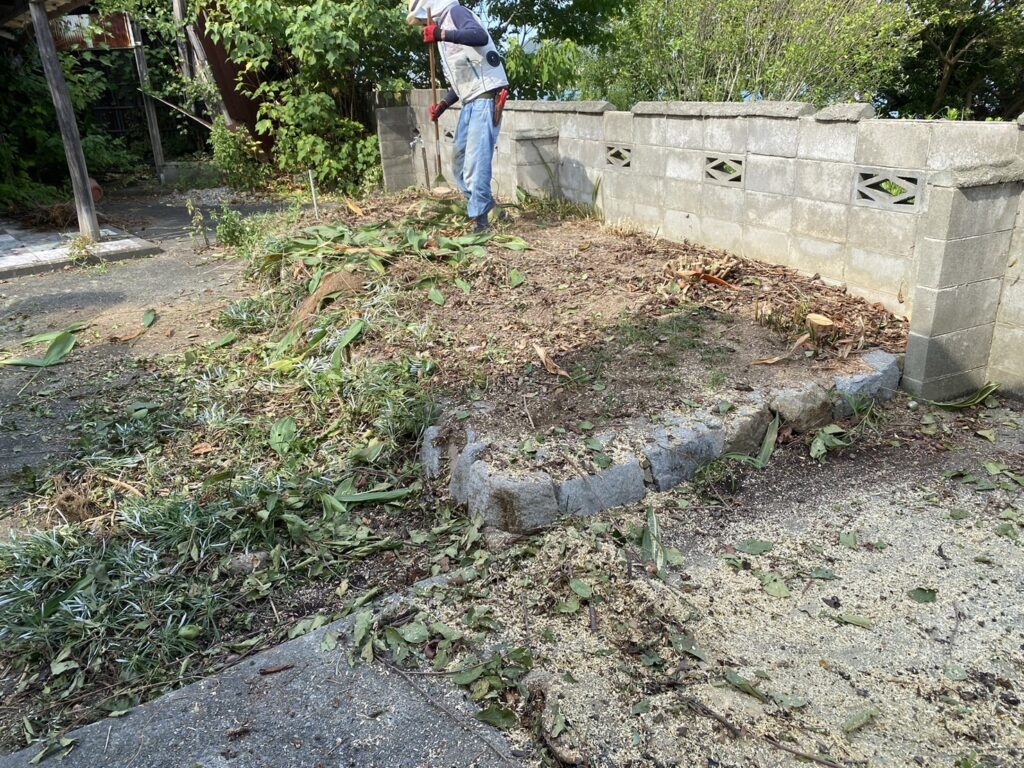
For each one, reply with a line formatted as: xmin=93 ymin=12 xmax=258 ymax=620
xmin=0 ymin=588 xmax=516 ymax=768
xmin=0 ymin=222 xmax=161 ymax=279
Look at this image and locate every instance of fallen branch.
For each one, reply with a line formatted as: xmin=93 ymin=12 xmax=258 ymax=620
xmin=522 ymin=394 xmax=536 ymax=430
xmin=258 ymin=663 xmax=295 ymax=676
xmin=678 ymin=695 xmax=846 ymax=768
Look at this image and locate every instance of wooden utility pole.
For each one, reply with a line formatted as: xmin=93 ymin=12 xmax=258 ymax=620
xmin=29 ymin=0 xmax=100 ymax=240
xmin=130 ymin=18 xmax=165 ymax=181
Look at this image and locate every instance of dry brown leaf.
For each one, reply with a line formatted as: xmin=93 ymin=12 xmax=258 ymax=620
xmin=698 ymin=272 xmax=740 ymax=290
xmin=191 ymin=442 xmax=216 ymax=456
xmin=533 ymin=344 xmax=569 ymax=378
xmin=345 ymin=197 xmax=365 ymax=216
xmin=752 ymin=333 xmax=812 ymax=366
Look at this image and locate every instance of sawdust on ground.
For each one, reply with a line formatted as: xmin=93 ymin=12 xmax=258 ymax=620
xmin=405 ymin=397 xmax=1023 ymax=767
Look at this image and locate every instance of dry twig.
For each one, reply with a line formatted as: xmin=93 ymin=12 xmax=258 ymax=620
xmin=678 ymin=695 xmax=846 ymax=768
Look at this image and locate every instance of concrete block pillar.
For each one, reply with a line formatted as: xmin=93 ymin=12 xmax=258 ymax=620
xmin=904 ymin=167 xmax=1024 ymax=399
xmin=988 ymin=196 xmax=1024 ymax=390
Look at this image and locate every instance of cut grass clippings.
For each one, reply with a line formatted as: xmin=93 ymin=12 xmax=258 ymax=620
xmin=0 ymin=196 xmax=510 ymax=752
xmin=0 ymin=190 xmax=920 ymax=757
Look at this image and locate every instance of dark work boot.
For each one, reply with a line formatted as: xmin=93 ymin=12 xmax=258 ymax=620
xmin=473 ymin=213 xmax=490 ymax=233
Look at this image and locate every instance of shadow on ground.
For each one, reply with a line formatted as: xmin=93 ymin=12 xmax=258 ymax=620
xmin=0 ymin=188 xmax=255 ymax=525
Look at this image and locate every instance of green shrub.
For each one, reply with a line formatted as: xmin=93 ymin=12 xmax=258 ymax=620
xmin=213 ymin=205 xmax=247 ymax=246
xmin=210 ymin=117 xmax=270 ymax=191
xmin=202 ymin=0 xmax=411 ymax=195
xmin=584 ymin=0 xmax=920 ymax=105
xmin=355 ymin=136 xmax=383 ymax=194
xmin=257 ymin=90 xmax=381 ymax=194
xmin=0 ymin=177 xmax=63 ymax=213
xmin=81 ymin=133 xmax=143 ymax=176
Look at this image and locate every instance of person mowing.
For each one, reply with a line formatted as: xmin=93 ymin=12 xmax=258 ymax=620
xmin=407 ymin=0 xmax=509 ymax=232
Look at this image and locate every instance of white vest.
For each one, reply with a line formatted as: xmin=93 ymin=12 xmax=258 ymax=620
xmin=438 ymin=8 xmax=508 ymax=103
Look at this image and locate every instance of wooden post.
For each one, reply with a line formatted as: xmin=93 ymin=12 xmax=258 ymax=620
xmin=29 ymin=0 xmax=100 ymax=240
xmin=170 ymin=0 xmax=194 ymax=81
xmin=185 ymin=24 xmax=230 ymax=123
xmin=168 ymin=4 xmax=232 ymax=126
xmin=130 ymin=18 xmax=166 ymax=181
xmin=172 ymin=0 xmax=229 ymax=123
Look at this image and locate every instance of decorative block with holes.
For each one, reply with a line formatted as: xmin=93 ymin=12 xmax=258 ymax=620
xmin=705 ymin=156 xmax=744 ymax=186
xmin=606 ymin=145 xmax=632 ymax=168
xmin=855 ymin=168 xmax=923 ymax=211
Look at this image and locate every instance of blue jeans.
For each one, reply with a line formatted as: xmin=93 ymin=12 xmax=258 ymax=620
xmin=453 ymin=98 xmax=500 ymax=219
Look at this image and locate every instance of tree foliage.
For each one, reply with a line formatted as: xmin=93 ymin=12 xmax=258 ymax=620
xmin=471 ymin=0 xmax=629 ymax=46
xmin=580 ymin=0 xmax=921 ymax=108
xmin=881 ymin=0 xmax=1024 ymax=119
xmin=466 ymin=0 xmax=629 ymax=99
xmin=201 ymin=0 xmax=418 ymax=190
xmin=503 ymin=38 xmax=583 ymax=100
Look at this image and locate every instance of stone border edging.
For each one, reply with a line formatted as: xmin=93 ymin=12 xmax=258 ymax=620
xmin=423 ymin=351 xmax=901 ymax=533
xmin=0 ymin=236 xmax=161 ymax=280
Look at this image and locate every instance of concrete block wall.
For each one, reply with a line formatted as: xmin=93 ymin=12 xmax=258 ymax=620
xmin=379 ymin=92 xmax=1024 ymax=397
xmin=405 ymin=90 xmax=454 ymax=186
xmin=377 ymin=106 xmax=417 ymax=192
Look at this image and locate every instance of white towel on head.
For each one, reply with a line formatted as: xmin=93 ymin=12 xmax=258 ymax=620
xmin=407 ymin=0 xmax=458 ymax=24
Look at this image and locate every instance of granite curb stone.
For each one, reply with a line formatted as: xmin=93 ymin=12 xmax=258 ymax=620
xmin=437 ymin=351 xmax=902 ymax=532
xmin=769 ymin=383 xmax=832 ymax=432
xmin=833 ymin=350 xmax=901 ymax=418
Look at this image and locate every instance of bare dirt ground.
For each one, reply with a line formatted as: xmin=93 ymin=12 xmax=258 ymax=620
xmin=366 ymin=198 xmax=907 ymax=475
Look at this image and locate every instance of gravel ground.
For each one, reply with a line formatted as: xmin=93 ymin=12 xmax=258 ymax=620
xmin=412 ymin=396 xmax=1023 ymax=768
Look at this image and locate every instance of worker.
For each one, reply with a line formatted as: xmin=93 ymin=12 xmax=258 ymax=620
xmin=407 ymin=0 xmax=509 ymax=233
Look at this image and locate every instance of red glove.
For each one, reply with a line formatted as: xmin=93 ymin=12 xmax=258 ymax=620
xmin=423 ymin=23 xmax=440 ymax=44
xmin=429 ymin=101 xmax=449 ymax=122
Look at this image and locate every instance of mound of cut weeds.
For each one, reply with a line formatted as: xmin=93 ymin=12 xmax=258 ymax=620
xmin=0 ymin=194 xmax=508 ymax=754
